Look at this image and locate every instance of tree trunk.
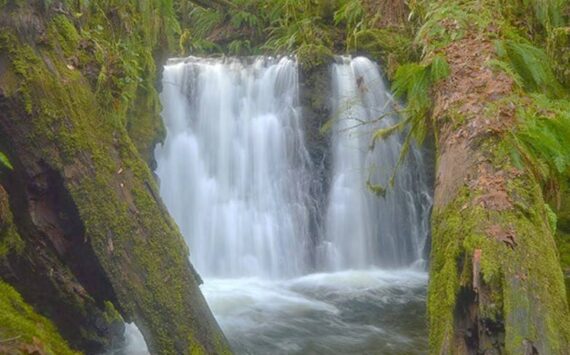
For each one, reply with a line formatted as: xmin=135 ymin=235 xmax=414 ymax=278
xmin=421 ymin=1 xmax=570 ymax=353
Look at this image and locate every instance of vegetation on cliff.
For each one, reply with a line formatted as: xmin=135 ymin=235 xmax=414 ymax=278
xmin=0 ymin=281 xmax=77 ymax=355
xmin=0 ymin=1 xmax=230 ymax=354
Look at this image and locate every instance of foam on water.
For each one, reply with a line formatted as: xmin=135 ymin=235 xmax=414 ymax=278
xmin=202 ymin=269 xmax=427 ymax=354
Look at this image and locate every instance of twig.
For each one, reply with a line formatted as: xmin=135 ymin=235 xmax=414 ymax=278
xmin=0 ymin=335 xmax=22 ymax=343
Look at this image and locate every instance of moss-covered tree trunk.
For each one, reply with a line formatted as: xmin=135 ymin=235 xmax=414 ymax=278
xmin=0 ymin=1 xmax=231 ymax=354
xmin=420 ymin=0 xmax=570 ymax=353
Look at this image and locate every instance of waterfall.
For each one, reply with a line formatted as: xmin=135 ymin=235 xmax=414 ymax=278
xmin=155 ymin=57 xmax=314 ymax=278
xmin=152 ymin=55 xmax=432 ymax=354
xmin=322 ymin=57 xmax=432 ymax=270
xmin=155 ymin=56 xmax=430 ymax=277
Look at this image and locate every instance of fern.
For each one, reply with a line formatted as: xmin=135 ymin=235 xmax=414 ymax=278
xmin=392 ymin=63 xmax=431 ymax=125
xmin=429 ymin=55 xmax=450 ymax=82
xmin=189 ymin=7 xmax=223 ymax=39
xmin=510 ymin=94 xmax=570 ymax=187
xmin=496 ymin=39 xmax=564 ymax=98
xmin=368 ymin=55 xmax=450 ymax=194
xmin=228 ymin=39 xmax=251 ymax=55
xmin=231 ymin=10 xmax=259 ymax=29
xmin=504 ymin=0 xmax=567 ymax=33
xmin=188 ymin=38 xmax=221 ymax=53
xmin=334 ymin=0 xmax=364 ymax=51
xmin=389 ymin=55 xmax=449 ymax=139
xmin=334 ymin=0 xmax=364 ymax=27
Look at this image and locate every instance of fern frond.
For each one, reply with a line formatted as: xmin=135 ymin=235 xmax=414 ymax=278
xmin=499 ymin=39 xmax=564 ymax=98
xmin=189 ymin=7 xmax=223 ymax=39
xmin=512 ymin=94 xmax=570 ymax=186
xmin=429 ymin=54 xmax=450 ymax=82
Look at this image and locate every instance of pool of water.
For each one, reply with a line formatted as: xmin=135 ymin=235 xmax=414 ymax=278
xmin=202 ymin=269 xmax=428 ymax=354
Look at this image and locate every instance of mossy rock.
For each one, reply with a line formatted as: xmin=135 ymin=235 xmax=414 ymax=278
xmin=0 ymin=280 xmax=77 ymax=355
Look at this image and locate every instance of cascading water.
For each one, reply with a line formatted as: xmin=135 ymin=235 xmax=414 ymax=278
xmin=322 ymin=57 xmax=431 ymax=271
xmin=149 ymin=55 xmax=432 ymax=354
xmin=155 ymin=57 xmax=314 ymax=278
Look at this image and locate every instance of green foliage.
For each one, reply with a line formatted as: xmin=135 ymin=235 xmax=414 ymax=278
xmin=227 ymin=39 xmax=251 ymax=55
xmin=509 ymin=94 xmax=570 ymax=188
xmin=352 ymin=28 xmax=418 ymax=77
xmin=334 ymin=0 xmax=363 ymax=28
xmin=0 ymin=152 xmax=12 ymax=170
xmin=367 ymin=55 xmax=449 ymax=191
xmin=231 ymin=10 xmax=259 ymax=29
xmin=333 ymin=0 xmax=364 ymax=50
xmin=525 ymin=0 xmax=567 ymax=29
xmin=496 ymin=39 xmax=565 ymax=97
xmin=50 ymin=15 xmax=80 ymax=56
xmin=0 ymin=187 xmax=23 ymax=258
xmin=263 ymin=1 xmax=335 ymax=60
xmin=389 ymin=54 xmax=449 ymax=141
xmin=492 ymin=31 xmax=570 ymax=193
xmin=366 ymin=179 xmax=386 ymax=198
xmin=178 ymin=0 xmax=414 ymax=68
xmin=189 ymin=7 xmax=224 ymax=38
xmin=547 ymin=27 xmax=570 ymax=87
xmin=503 ymin=0 xmax=568 ymax=37
xmin=546 ymin=203 xmax=558 ymax=233
xmin=415 ymin=2 xmax=474 ymax=51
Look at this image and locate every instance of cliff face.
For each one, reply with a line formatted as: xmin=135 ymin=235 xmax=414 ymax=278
xmin=0 ymin=1 xmax=230 ymax=354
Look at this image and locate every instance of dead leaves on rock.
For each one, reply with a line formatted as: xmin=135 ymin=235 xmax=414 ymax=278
xmin=474 ymin=190 xmax=512 ymax=211
xmin=433 ymin=35 xmax=515 ymax=147
xmin=486 ymin=224 xmax=517 ymax=249
xmin=469 ymin=163 xmax=514 ymax=211
xmin=0 ymin=336 xmax=47 ymax=355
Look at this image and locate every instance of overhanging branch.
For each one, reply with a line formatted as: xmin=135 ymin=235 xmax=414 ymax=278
xmin=189 ymin=0 xmax=237 ymax=10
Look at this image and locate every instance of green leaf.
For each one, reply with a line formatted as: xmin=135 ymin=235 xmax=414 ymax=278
xmin=0 ymin=151 xmax=13 ymax=170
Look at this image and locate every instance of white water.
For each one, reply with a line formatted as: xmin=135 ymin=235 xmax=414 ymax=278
xmin=149 ymin=56 xmax=432 ymax=354
xmin=155 ymin=57 xmax=313 ymax=278
xmin=321 ymin=57 xmax=432 ymax=270
xmin=203 ymin=269 xmax=427 ymax=354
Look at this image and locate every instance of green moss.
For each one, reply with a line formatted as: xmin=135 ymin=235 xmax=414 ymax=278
xmin=49 ymin=15 xmax=80 ymax=57
xmin=0 ymin=187 xmax=24 ymax=258
xmin=0 ymin=2 xmax=230 ymax=353
xmin=353 ymin=28 xmax=417 ymax=78
xmin=0 ymin=281 xmax=77 ymax=354
xmin=430 ymin=167 xmax=570 ymax=352
xmin=429 ymin=187 xmax=482 ymax=350
xmin=103 ymin=301 xmax=123 ymax=324
xmin=296 ymin=44 xmax=333 ymax=70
